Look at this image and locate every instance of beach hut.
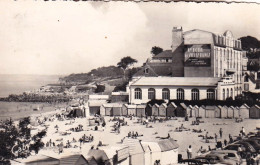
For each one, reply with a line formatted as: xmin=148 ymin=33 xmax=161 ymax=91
xmin=205 ymin=106 xmax=216 ymax=118
xmin=88 ymin=149 xmax=112 ymax=165
xmin=122 ymin=104 xmax=128 ymax=116
xmin=100 ymin=104 xmax=112 ymax=116
xmin=215 ymin=106 xmax=221 ymax=118
xmin=136 ymin=104 xmax=146 ymax=117
xmin=186 ymin=105 xmax=193 ymax=117
xmin=234 ymin=107 xmax=240 ymax=118
xmin=59 ymin=154 xmax=89 ymax=165
xmin=88 ymin=100 xmax=107 ymax=116
xmin=157 ymin=138 xmax=179 ymax=165
xmin=192 ymin=105 xmax=199 ymax=118
xmin=108 ymin=103 xmax=122 ymax=116
xmin=219 ymin=105 xmax=228 ymax=118
xmin=249 ymin=105 xmax=260 ymax=119
xmin=198 ymin=105 xmax=206 ymax=118
xmin=227 ymin=106 xmax=235 ymax=118
xmin=141 ymin=141 xmax=161 ymax=165
xmin=146 ymin=104 xmax=153 ymax=116
xmin=86 ymin=156 xmax=98 ymax=165
xmin=239 ymin=104 xmax=250 ymax=119
xmin=159 ymin=103 xmax=167 ymax=117
xmin=123 ymin=138 xmax=145 ymax=165
xmin=128 ymin=104 xmax=137 ymax=116
xmin=166 ymin=102 xmax=177 ymax=117
xmin=176 ymin=103 xmax=187 ymax=117
xmin=152 ymin=104 xmax=160 ymax=116
xmin=12 ymin=155 xmax=59 ymax=165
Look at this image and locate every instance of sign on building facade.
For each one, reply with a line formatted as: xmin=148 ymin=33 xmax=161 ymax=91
xmin=184 ymin=44 xmax=211 ymax=67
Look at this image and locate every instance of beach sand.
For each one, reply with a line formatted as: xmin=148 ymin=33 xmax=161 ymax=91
xmin=30 ymin=112 xmax=260 ymax=160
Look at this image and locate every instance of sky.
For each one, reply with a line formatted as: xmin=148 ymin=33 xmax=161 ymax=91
xmin=0 ymin=1 xmax=259 ymax=75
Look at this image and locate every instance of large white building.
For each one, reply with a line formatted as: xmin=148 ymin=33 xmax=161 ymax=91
xmin=127 ymin=76 xmax=234 ymax=104
xmin=128 ymin=27 xmax=246 ymax=104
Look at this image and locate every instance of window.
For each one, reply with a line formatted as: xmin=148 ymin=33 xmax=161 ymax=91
xmin=207 ymin=89 xmax=215 ymax=100
xmin=162 ymin=88 xmax=170 ymax=100
xmin=227 ymin=88 xmax=229 ymax=98
xmin=166 ymin=59 xmax=169 ymax=62
xmin=231 ymin=88 xmax=233 ymax=98
xmin=134 ymin=88 xmax=142 ymax=100
xmin=223 ymin=89 xmax=225 ymax=100
xmin=191 ymin=88 xmax=200 ymax=100
xmin=244 ymin=76 xmax=249 ymax=82
xmin=144 ymin=68 xmax=149 ymax=74
xmin=148 ymin=88 xmax=155 ymax=100
xmin=177 ymin=88 xmax=184 ymax=100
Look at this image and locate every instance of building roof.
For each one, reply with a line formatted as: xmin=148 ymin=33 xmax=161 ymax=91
xmin=153 ymin=103 xmax=160 ymax=108
xmin=159 ymin=103 xmax=167 ymax=108
xmin=240 ymin=104 xmax=250 ymax=109
xmin=205 ymin=106 xmax=217 ymax=110
xmin=136 ymin=104 xmax=146 ymax=109
xmin=88 ymin=149 xmax=109 ymax=162
xmin=124 ymin=104 xmax=137 ymax=109
xmin=141 ymin=141 xmax=161 ymax=152
xmin=130 ymin=77 xmax=220 ymax=87
xmin=122 ymin=138 xmax=144 ymax=155
xmin=168 ymin=102 xmax=177 ymax=108
xmin=59 ymin=154 xmax=87 ymax=165
xmin=88 ymin=100 xmax=107 ymax=107
xmin=157 ymin=138 xmax=179 ymax=152
xmin=102 ymin=103 xmax=123 ymax=108
xmin=153 ymin=50 xmax=172 ymax=58
xmin=180 ymin=103 xmax=187 ymax=109
xmin=14 ymin=155 xmax=59 ymax=164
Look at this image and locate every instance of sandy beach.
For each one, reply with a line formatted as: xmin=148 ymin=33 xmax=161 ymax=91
xmin=28 ymin=109 xmax=260 ymax=160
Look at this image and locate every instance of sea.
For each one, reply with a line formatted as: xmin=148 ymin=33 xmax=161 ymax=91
xmin=0 ymin=74 xmax=63 ymax=121
xmin=0 ymin=74 xmax=61 ymax=97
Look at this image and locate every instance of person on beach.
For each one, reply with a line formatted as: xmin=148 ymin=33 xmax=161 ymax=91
xmin=187 ymin=145 xmax=192 ymax=159
xmin=215 ymin=133 xmax=218 ymax=143
xmin=205 ymin=132 xmax=209 ymax=143
xmin=219 ymin=128 xmax=223 ymax=138
xmin=197 ymin=146 xmax=203 ymax=156
xmin=224 ymin=139 xmax=227 ymax=146
xmin=242 ymin=127 xmax=246 ymax=136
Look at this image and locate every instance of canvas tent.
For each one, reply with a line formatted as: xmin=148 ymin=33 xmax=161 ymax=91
xmin=136 ymin=104 xmax=146 ymax=117
xmin=249 ymin=105 xmax=260 ymax=119
xmin=166 ymin=102 xmax=177 ymax=117
xmin=186 ymin=105 xmax=193 ymax=118
xmin=239 ymin=104 xmax=250 ymax=119
xmin=88 ymin=149 xmax=111 ymax=165
xmin=152 ymin=104 xmax=160 ymax=116
xmin=159 ymin=103 xmax=167 ymax=117
xmin=100 ymin=104 xmax=113 ymax=116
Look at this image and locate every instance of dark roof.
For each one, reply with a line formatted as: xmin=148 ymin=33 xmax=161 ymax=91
xmin=88 ymin=149 xmax=109 ymax=162
xmin=131 ymin=77 xmax=220 ymax=86
xmin=180 ymin=103 xmax=187 ymax=109
xmin=59 ymin=154 xmax=87 ymax=165
xmin=153 ymin=50 xmax=172 ymax=58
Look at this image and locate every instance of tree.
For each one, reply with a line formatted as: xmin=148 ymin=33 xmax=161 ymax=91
xmin=95 ymin=84 xmax=105 ymax=93
xmin=117 ymin=56 xmax=137 ymax=80
xmin=151 ymin=46 xmax=163 ymax=56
